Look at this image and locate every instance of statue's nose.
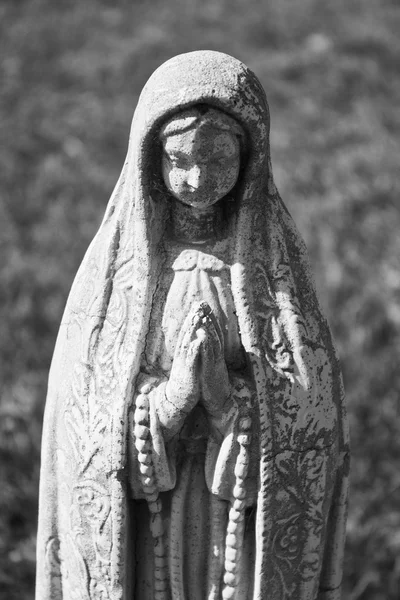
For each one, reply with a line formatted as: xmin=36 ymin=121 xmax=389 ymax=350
xmin=187 ymin=165 xmax=205 ymax=189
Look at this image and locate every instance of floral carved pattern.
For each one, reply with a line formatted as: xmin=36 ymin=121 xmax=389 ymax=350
xmin=64 ymin=363 xmax=110 ymax=474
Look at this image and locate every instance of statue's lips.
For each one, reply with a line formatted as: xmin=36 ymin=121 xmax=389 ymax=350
xmin=178 ymin=193 xmax=221 ymax=208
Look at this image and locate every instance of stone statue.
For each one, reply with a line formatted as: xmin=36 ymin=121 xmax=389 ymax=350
xmin=36 ymin=51 xmax=349 ymax=600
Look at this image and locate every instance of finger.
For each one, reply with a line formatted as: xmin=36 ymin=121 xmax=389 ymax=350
xmin=186 ymin=334 xmax=204 ymax=372
xmin=174 ymin=306 xmax=204 ymax=362
xmin=204 ymin=312 xmax=223 ymax=348
xmin=209 ymin=319 xmax=223 ymax=359
xmin=171 ymin=330 xmax=204 ymax=386
xmin=201 ymin=317 xmax=223 ymax=364
xmin=207 ymin=310 xmax=224 ymax=349
xmin=200 ymin=322 xmax=228 ymax=376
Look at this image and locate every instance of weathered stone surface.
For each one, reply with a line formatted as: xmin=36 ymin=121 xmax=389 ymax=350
xmin=36 ymin=50 xmax=349 ymax=600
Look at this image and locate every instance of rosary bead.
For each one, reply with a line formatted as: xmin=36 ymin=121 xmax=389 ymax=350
xmin=234 ymin=463 xmax=247 ymax=479
xmin=155 ymin=566 xmax=167 ymax=581
xmin=143 ymin=483 xmax=157 ymax=495
xmin=134 ymin=425 xmax=150 ymax=440
xmin=225 ymin=546 xmax=237 ymax=561
xmin=154 ymin=579 xmax=168 ymax=592
xmin=224 ymin=572 xmax=236 ymax=586
xmin=150 ymin=513 xmax=164 ymax=538
xmin=226 ymin=533 xmax=237 ymax=549
xmin=139 ymin=383 xmax=154 ymax=394
xmin=229 ymin=508 xmax=243 ymax=523
xmin=234 ymin=471 xmax=246 ymax=484
xmin=146 ymin=491 xmax=159 ymax=503
xmin=136 ymin=439 xmax=151 ymax=453
xmin=139 ymin=463 xmax=153 ymax=477
xmin=239 ymin=417 xmax=252 ymax=431
xmin=154 ymin=555 xmax=166 ymax=569
xmin=138 ymin=451 xmax=152 ymax=465
xmin=222 ymin=585 xmax=236 ymax=599
xmin=135 ymin=393 xmax=149 ymax=410
xmin=224 ymin=560 xmax=237 ymax=574
xmin=141 ymin=476 xmax=154 ymax=487
xmin=233 ymin=498 xmax=245 ymax=511
xmin=134 ymin=408 xmax=149 ymax=424
xmin=236 ymin=452 xmax=250 ymax=466
xmin=148 ymin=499 xmax=162 ymax=513
xmin=237 ymin=434 xmax=251 ymax=446
xmin=154 ymin=539 xmax=165 ymax=557
xmin=227 ymin=521 xmax=238 ymax=535
xmin=233 ymin=485 xmax=246 ymax=500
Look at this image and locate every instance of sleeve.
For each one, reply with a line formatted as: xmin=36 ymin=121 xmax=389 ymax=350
xmin=205 ymin=373 xmax=259 ymax=505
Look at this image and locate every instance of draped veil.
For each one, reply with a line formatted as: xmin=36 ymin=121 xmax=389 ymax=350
xmin=36 ymin=51 xmax=349 ymax=600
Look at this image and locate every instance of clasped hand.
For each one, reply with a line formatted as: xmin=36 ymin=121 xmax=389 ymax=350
xmin=166 ymin=302 xmax=230 ymax=420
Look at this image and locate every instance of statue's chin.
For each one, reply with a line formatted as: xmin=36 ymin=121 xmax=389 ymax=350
xmin=177 ymin=195 xmax=223 ymax=209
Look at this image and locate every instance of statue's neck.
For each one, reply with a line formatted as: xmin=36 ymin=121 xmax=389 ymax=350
xmin=169 ymin=200 xmax=224 ymax=244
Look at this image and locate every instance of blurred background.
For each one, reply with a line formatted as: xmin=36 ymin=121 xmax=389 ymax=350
xmin=1 ymin=0 xmax=399 ymax=598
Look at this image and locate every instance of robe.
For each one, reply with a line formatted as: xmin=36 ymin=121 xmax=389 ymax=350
xmin=129 ymin=240 xmax=259 ymax=600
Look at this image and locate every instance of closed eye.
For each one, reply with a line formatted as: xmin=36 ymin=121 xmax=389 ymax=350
xmin=164 ymin=149 xmax=191 ymax=163
xmin=168 ymin=157 xmax=191 ymax=170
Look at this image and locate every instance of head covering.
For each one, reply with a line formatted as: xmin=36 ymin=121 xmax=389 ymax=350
xmin=36 ymin=51 xmax=349 ymax=600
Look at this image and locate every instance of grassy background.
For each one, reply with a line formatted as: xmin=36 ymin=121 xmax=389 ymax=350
xmin=1 ymin=0 xmax=400 ymax=598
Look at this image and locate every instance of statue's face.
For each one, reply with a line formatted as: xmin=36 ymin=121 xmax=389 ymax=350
xmin=161 ymin=125 xmax=240 ymax=208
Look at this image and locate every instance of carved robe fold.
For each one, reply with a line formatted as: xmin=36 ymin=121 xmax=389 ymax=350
xmin=36 ymin=50 xmax=349 ymax=600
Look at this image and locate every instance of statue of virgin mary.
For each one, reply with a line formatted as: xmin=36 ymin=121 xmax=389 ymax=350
xmin=36 ymin=51 xmax=349 ymax=600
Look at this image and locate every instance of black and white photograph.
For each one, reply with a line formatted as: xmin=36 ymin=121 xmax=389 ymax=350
xmin=1 ymin=1 xmax=399 ymax=599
